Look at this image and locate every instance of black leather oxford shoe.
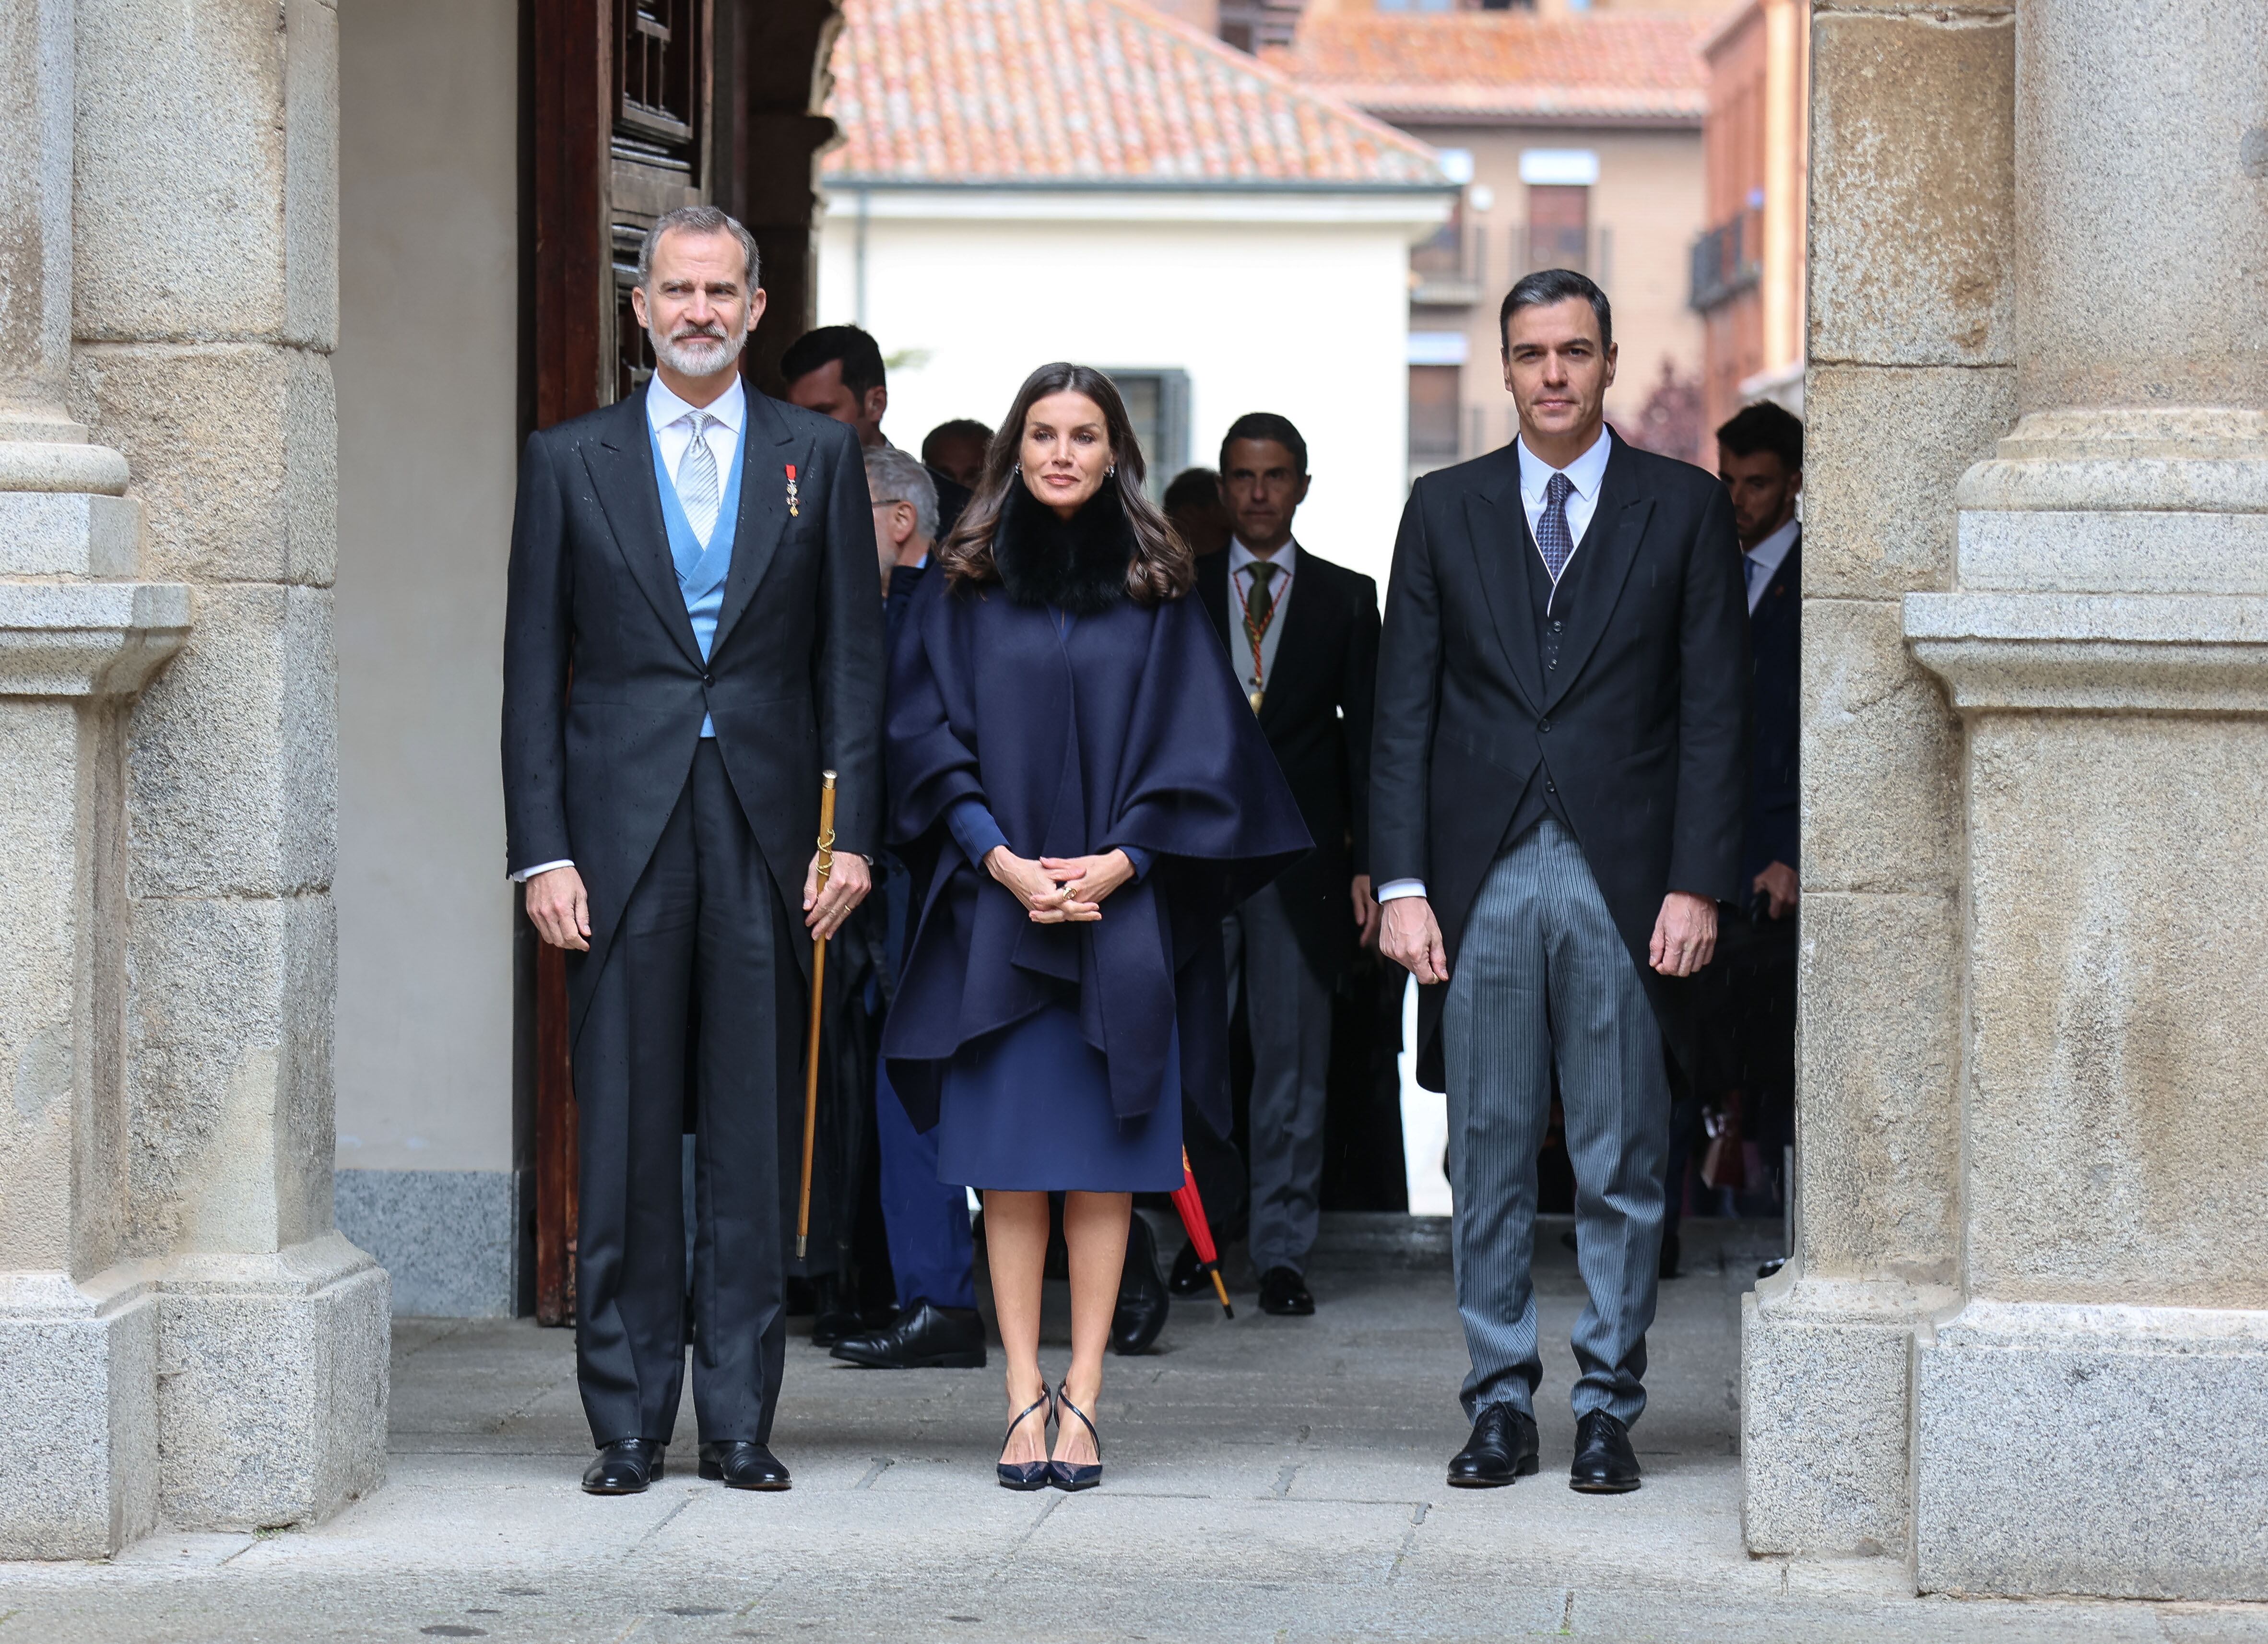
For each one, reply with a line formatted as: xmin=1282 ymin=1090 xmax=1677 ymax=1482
xmin=698 ymin=1441 xmax=792 ymax=1491
xmin=581 ymin=1438 xmax=665 ymax=1495
xmin=1446 ymin=1404 xmax=1539 ymax=1488
xmin=1257 ymin=1266 xmax=1315 ymax=1317
xmin=831 ymin=1301 xmax=987 ymax=1370
xmin=1569 ymin=1409 xmax=1641 ymax=1493
xmin=1111 ymin=1214 xmax=1170 ymax=1354
xmin=1167 ymin=1240 xmax=1209 ymax=1298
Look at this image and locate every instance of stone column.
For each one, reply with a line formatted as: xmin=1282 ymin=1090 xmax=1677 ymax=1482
xmin=1896 ymin=0 xmax=2268 ymax=1600
xmin=0 ymin=0 xmax=185 ymax=1558
xmin=1740 ymin=0 xmax=2014 ymax=1563
xmin=59 ymin=0 xmax=381 ymax=1540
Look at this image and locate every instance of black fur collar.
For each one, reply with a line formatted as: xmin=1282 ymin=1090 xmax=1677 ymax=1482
xmin=991 ymin=482 xmax=1134 ymax=615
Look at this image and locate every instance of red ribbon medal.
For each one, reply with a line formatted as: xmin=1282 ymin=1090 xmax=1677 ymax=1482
xmin=785 ymin=464 xmax=800 ymax=517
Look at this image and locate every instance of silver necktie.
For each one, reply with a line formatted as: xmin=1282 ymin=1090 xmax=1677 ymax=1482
xmin=679 ymin=411 xmax=721 ymax=547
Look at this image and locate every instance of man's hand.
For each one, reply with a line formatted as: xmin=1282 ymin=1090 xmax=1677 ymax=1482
xmin=1753 ymin=860 xmax=1798 ymax=921
xmin=1380 ymin=895 xmax=1449 ymax=984
xmin=804 ymin=852 xmax=872 ymax=941
xmin=988 ymin=847 xmax=1098 ymax=923
xmin=1350 ymin=874 xmax=1382 ymax=949
xmin=1649 ymin=891 xmax=1718 ymax=977
xmin=525 ymin=865 xmax=591 ymax=952
xmin=1040 ymin=851 xmax=1135 ymax=914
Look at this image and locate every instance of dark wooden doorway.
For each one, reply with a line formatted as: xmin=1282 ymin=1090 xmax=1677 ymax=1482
xmin=523 ymin=0 xmax=841 ymax=1325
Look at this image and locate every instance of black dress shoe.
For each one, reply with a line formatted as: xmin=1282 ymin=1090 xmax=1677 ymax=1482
xmin=1446 ymin=1405 xmax=1539 ymax=1488
xmin=698 ymin=1441 xmax=791 ymax=1491
xmin=1569 ymin=1409 xmax=1642 ymax=1493
xmin=581 ymin=1438 xmax=665 ymax=1495
xmin=810 ymin=1275 xmax=861 ymax=1347
xmin=831 ymin=1301 xmax=987 ymax=1369
xmin=1257 ymin=1266 xmax=1314 ymax=1316
xmin=1167 ymin=1242 xmax=1208 ymax=1298
xmin=1111 ymin=1215 xmax=1169 ymax=1355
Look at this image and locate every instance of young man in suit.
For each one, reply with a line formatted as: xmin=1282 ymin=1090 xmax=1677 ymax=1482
xmin=781 ymin=325 xmax=972 ymax=542
xmin=1185 ymin=414 xmax=1381 ymax=1318
xmin=1372 ymin=270 xmax=1748 ymax=1494
xmin=504 ymin=206 xmax=884 ymax=1495
xmin=1664 ymin=402 xmax=1804 ymax=1270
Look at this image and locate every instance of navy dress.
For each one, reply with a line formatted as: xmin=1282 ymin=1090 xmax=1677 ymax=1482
xmin=879 ymin=491 xmax=1311 ymax=1198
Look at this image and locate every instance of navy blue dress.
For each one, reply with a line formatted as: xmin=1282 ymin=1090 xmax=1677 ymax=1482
xmin=879 ymin=495 xmax=1311 ymax=1198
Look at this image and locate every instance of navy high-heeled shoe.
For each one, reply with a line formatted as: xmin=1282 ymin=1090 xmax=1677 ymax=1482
xmin=996 ymin=1390 xmax=1053 ymax=1491
xmin=1050 ymin=1383 xmax=1102 ymax=1492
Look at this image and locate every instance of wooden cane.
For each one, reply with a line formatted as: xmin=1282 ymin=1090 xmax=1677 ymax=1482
xmin=795 ymin=771 xmax=838 ymax=1261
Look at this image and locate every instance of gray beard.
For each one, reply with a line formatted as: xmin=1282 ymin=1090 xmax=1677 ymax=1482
xmin=652 ymin=325 xmax=746 ymax=378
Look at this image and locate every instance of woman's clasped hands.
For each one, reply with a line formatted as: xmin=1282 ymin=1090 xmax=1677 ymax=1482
xmin=984 ymin=847 xmax=1135 ymax=923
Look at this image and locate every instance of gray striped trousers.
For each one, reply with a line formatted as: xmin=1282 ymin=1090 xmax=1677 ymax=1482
xmin=1441 ymin=818 xmax=1668 ymax=1426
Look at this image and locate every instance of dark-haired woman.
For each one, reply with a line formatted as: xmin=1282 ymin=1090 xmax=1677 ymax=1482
xmin=883 ymin=364 xmax=1309 ymax=1490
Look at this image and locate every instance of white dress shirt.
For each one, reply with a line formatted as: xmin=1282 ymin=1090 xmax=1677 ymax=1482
xmin=1743 ymin=517 xmax=1799 ymax=615
xmin=1225 ymin=536 xmax=1298 ymax=696
xmin=1378 ymin=426 xmax=1614 ymax=907
xmin=511 ymin=376 xmax=750 ymax=884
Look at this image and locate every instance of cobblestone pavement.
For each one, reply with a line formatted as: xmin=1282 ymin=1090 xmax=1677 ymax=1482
xmin=4 ymin=1216 xmax=2263 ymax=1643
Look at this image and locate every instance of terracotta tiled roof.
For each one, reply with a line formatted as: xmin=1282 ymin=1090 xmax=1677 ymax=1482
xmin=1264 ymin=13 xmax=1712 ymax=126
xmin=823 ymin=0 xmax=1448 ymax=186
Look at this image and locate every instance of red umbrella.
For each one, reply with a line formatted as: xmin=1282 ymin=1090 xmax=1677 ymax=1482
xmin=1169 ymin=1148 xmax=1235 ymax=1319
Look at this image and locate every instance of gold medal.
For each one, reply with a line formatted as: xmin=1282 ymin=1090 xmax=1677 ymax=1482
xmin=785 ymin=462 xmax=800 ymax=517
xmin=1249 ymin=688 xmax=1264 ymax=714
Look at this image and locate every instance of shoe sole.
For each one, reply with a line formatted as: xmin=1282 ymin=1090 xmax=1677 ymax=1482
xmin=831 ymin=1348 xmax=987 ymax=1370
xmin=1569 ymin=1477 xmax=1641 ymax=1494
xmin=697 ymin=1461 xmax=791 ymax=1491
xmin=1446 ymin=1455 xmax=1539 ymax=1488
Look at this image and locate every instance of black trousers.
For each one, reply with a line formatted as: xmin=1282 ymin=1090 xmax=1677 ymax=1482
xmin=569 ymin=742 xmax=801 ymax=1446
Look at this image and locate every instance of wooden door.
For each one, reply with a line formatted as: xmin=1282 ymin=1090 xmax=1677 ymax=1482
xmin=528 ymin=0 xmax=715 ymax=1325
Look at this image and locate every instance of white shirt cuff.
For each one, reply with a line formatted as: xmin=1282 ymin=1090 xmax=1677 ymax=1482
xmin=512 ymin=859 xmax=574 ymax=883
xmin=1375 ymin=878 xmax=1428 ymax=902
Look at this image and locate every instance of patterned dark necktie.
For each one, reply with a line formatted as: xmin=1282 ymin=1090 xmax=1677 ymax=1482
xmin=1537 ymin=471 xmax=1575 ymax=581
xmin=1242 ymin=560 xmax=1279 ymax=652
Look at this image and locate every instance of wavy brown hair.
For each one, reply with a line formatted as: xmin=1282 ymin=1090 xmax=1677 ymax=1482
xmin=935 ymin=363 xmax=1195 ymax=604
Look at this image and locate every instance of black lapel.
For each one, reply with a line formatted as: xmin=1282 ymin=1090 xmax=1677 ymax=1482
xmin=1195 ymin=552 xmax=1235 ymax=655
xmin=1543 ymin=432 xmax=1653 ymax=714
xmin=1459 ymin=445 xmax=1546 ymax=716
xmin=1256 ymin=547 xmax=1324 ymax=731
xmin=708 ymin=389 xmax=802 ymax=659
xmin=581 ymin=389 xmax=703 ymax=669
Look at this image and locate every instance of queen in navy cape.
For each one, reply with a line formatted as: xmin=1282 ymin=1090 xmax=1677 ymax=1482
xmin=883 ymin=365 xmax=1308 ymax=1490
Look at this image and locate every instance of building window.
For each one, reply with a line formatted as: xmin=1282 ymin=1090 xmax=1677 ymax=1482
xmin=1409 ymin=364 xmax=1462 ymax=468
xmin=1526 ymin=184 xmax=1590 ymax=276
xmin=1103 ymin=369 xmax=1192 ymax=499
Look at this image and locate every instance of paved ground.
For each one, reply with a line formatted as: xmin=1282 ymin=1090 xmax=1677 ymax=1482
xmin=5 ymin=1215 xmax=2265 ymax=1643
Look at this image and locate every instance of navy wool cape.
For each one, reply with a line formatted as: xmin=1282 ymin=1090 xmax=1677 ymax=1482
xmin=881 ymin=570 xmax=1311 ymax=1138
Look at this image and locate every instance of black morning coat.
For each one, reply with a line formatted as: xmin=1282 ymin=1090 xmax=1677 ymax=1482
xmin=1370 ymin=429 xmax=1750 ymax=1090
xmin=501 ymin=382 xmax=887 ymax=1027
xmin=1744 ymin=533 xmax=1800 ymax=890
xmin=1194 ymin=547 xmax=1380 ymax=985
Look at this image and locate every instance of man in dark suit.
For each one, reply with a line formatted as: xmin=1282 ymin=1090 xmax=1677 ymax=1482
xmin=1183 ymin=414 xmax=1379 ymax=1318
xmin=781 ymin=325 xmax=972 ymax=542
xmin=1372 ymin=270 xmax=1747 ymax=1494
xmin=504 ymin=206 xmax=883 ymax=1496
xmin=827 ymin=444 xmax=988 ymax=1372
xmin=1665 ymin=402 xmax=1804 ymax=1270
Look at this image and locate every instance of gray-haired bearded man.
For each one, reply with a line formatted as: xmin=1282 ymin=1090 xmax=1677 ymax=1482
xmin=503 ymin=205 xmax=885 ymax=1496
